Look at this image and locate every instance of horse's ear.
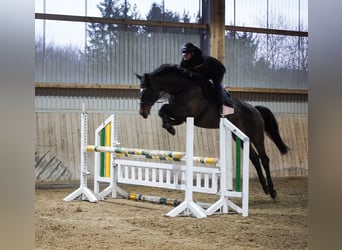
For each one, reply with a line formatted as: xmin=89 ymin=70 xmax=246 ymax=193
xmin=135 ymin=73 xmax=142 ymax=80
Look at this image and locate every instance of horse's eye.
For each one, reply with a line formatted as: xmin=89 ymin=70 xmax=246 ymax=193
xmin=140 ymin=88 xmax=145 ymax=94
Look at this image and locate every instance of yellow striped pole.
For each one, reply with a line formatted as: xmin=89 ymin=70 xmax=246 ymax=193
xmin=87 ymin=145 xmax=218 ymax=166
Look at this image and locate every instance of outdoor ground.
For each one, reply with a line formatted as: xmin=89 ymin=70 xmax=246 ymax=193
xmin=35 ymin=177 xmax=307 ymax=249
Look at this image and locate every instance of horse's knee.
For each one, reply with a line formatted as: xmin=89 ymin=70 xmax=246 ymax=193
xmin=159 ymin=107 xmax=170 ymax=123
xmin=158 ymin=108 xmax=166 ymax=118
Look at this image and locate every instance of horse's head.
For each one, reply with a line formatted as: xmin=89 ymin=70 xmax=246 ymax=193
xmin=135 ymin=73 xmax=160 ymax=118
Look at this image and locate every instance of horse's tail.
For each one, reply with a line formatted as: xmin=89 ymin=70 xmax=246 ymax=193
xmin=255 ymin=105 xmax=289 ymax=154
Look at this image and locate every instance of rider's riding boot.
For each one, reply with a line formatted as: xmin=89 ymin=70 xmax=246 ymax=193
xmin=214 ymin=84 xmax=224 ymax=116
xmin=224 ymin=89 xmax=234 ymax=107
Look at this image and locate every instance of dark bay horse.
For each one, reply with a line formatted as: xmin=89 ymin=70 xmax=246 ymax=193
xmin=136 ymin=64 xmax=289 ymax=200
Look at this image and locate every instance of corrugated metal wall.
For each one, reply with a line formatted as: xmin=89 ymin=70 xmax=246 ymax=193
xmin=35 ymin=112 xmax=308 ymax=182
xmin=35 ymin=89 xmax=307 ymax=114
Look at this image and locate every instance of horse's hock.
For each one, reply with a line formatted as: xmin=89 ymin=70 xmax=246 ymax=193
xmin=35 ymin=112 xmax=308 ymax=182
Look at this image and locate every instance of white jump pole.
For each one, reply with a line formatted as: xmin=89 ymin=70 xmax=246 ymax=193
xmin=166 ymin=117 xmax=207 ymax=218
xmin=241 ymin=135 xmax=250 ymax=216
xmin=63 ymin=103 xmax=98 ymax=202
xmin=206 ymin=118 xmax=230 ymax=215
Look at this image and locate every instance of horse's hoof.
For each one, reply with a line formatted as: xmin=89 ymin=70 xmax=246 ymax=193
xmin=270 ymin=190 xmax=277 ymax=200
xmin=167 ymin=127 xmax=176 ymax=135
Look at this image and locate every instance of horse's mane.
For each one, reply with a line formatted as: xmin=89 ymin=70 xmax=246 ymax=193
xmin=150 ymin=64 xmax=185 ymax=78
xmin=147 ymin=64 xmax=204 ymax=94
xmin=149 ymin=63 xmax=210 ymax=95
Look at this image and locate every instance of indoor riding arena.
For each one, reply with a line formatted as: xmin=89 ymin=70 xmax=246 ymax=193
xmin=35 ymin=0 xmax=308 ymax=249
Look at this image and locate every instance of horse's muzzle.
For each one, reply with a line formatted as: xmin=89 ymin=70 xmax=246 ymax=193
xmin=139 ymin=106 xmax=150 ymax=118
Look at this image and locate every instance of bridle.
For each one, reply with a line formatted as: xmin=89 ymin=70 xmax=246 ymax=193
xmin=139 ymin=88 xmax=168 ymax=108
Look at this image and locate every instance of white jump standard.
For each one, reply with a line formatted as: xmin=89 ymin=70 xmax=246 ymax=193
xmin=63 ymin=105 xmax=97 ymax=203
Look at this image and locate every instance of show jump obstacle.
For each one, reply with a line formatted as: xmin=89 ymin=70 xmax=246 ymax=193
xmin=63 ymin=106 xmax=250 ymax=218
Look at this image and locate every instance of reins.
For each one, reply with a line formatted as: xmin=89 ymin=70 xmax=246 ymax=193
xmin=139 ymin=92 xmax=169 ymax=107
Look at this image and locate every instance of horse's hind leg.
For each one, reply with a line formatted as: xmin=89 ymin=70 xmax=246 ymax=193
xmin=252 ymin=141 xmax=277 ymax=200
xmin=250 ymin=147 xmax=269 ymax=196
xmin=258 ymin=150 xmax=277 ymax=200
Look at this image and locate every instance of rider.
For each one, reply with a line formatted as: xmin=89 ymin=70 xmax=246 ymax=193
xmin=179 ymin=42 xmax=234 ymax=116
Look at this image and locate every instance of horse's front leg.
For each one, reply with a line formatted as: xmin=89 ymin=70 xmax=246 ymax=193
xmin=159 ymin=104 xmax=186 ymax=135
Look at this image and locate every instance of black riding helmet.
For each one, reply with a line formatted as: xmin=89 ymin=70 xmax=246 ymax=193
xmin=181 ymin=42 xmax=199 ymax=54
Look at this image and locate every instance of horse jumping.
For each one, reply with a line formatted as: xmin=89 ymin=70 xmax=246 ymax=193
xmin=136 ymin=64 xmax=289 ymax=200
